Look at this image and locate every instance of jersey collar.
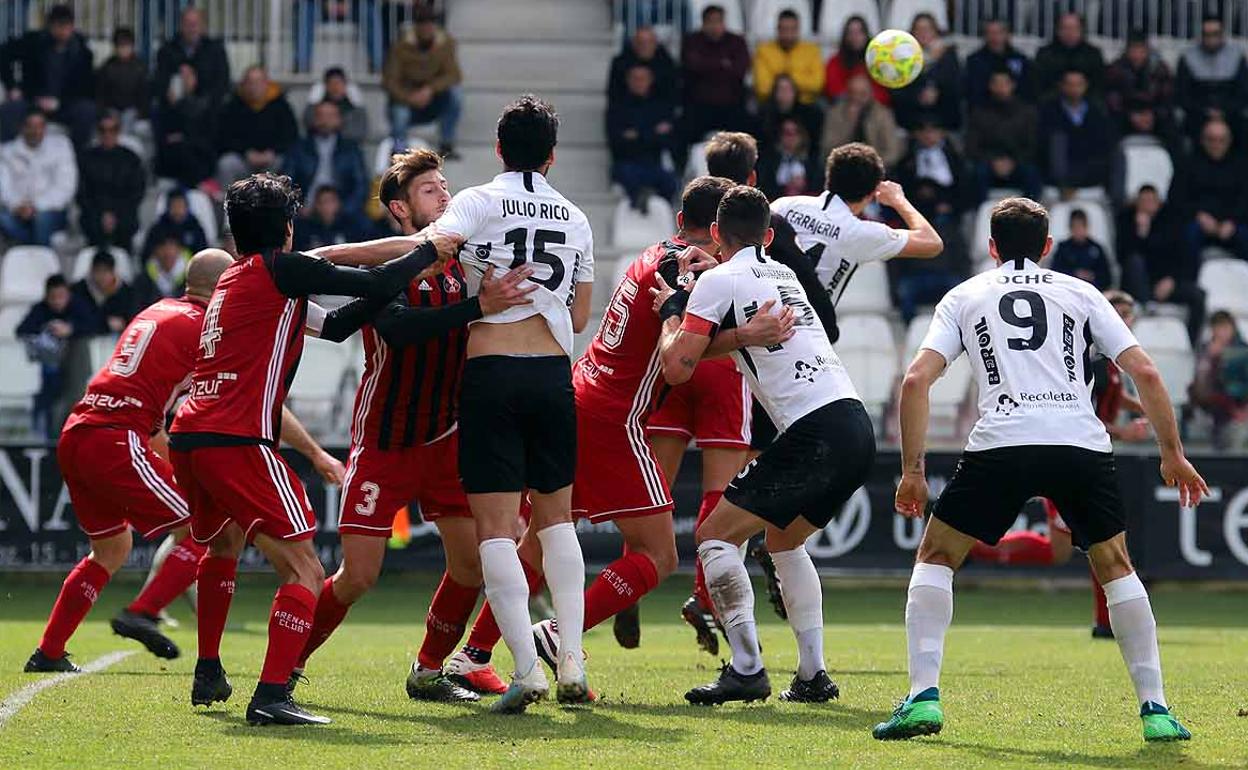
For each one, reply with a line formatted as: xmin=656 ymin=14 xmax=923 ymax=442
xmin=728 ymin=245 xmax=767 ymax=263
xmin=496 ymin=170 xmax=548 ymax=193
xmin=999 ymin=256 xmax=1040 ymax=270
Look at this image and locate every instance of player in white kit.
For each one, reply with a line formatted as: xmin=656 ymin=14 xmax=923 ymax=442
xmin=655 ymin=186 xmax=875 ymax=706
xmin=432 ymin=95 xmax=595 ymax=713
xmin=877 ymin=197 xmax=1204 ymax=743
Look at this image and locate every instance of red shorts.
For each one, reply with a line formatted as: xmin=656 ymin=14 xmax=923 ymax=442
xmin=171 ymin=444 xmax=316 ymax=543
xmin=58 ymin=426 xmax=190 ymax=540
xmin=338 ymin=429 xmax=470 ymax=537
xmin=571 ymin=409 xmax=672 ymax=523
xmin=647 ymin=357 xmax=751 ymax=448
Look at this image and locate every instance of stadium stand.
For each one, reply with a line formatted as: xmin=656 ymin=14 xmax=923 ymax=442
xmin=1132 ymin=315 xmax=1195 ymax=407
xmin=611 ymin=195 xmax=677 ymax=252
xmin=818 ymin=0 xmax=882 ymax=45
xmin=70 ymin=246 xmax=135 ymax=283
xmin=0 ymin=247 xmax=61 ymax=308
xmin=1198 ymin=258 xmax=1248 ymax=318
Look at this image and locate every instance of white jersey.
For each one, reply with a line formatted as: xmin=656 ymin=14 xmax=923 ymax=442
xmin=435 ymin=170 xmax=594 ymax=356
xmin=921 ymin=258 xmax=1140 ymax=453
xmin=684 ymin=245 xmax=859 ymax=432
xmin=771 ymin=192 xmax=908 ymax=303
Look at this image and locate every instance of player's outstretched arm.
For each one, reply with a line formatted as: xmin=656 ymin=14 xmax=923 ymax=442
xmin=374 ymin=265 xmax=536 ymax=347
xmin=306 ymin=296 xmax=392 ymax=342
xmin=876 ymin=181 xmax=944 ymax=259
xmin=1116 ymin=346 xmax=1210 ymax=507
xmin=279 ymin=406 xmax=345 ymax=485
xmin=896 ymin=349 xmax=946 ymax=517
xmin=307 ymin=230 xmax=443 ymax=266
xmin=274 ymin=234 xmax=460 ymax=300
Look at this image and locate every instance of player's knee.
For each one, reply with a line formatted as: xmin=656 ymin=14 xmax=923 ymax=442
xmin=445 ymin=553 xmax=483 ymax=587
xmin=208 ymin=526 xmax=244 ymax=558
xmin=294 ymin=551 xmax=326 ymax=591
xmin=642 ymin=544 xmax=678 ymax=579
xmin=89 ymin=535 xmax=131 ymax=574
xmin=1088 ymin=540 xmax=1133 ymax=582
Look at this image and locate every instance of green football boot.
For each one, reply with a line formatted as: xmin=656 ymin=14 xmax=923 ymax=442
xmin=872 ymin=687 xmax=944 ymax=740
xmin=1141 ymin=701 xmax=1191 ymax=742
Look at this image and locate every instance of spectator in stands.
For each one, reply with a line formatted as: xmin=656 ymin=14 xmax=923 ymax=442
xmin=891 ymin=13 xmax=962 ymax=130
xmin=154 ymin=63 xmax=218 ymax=189
xmin=72 ymin=250 xmax=135 ymax=334
xmin=95 ymin=28 xmax=148 ymax=129
xmin=1034 ymin=12 xmax=1104 ymax=99
xmin=822 ymin=74 xmax=903 ymax=167
xmin=890 ymin=116 xmax=968 ymax=320
xmin=16 ymin=274 xmax=92 ymax=437
xmin=966 ymin=69 xmax=1042 ymax=202
xmin=753 ymin=9 xmax=823 ymax=105
xmin=0 ymin=110 xmax=76 ymax=246
xmin=153 ymin=6 xmax=231 ymax=110
xmin=215 ymin=66 xmax=299 ymax=187
xmin=1039 ymin=69 xmax=1112 ymax=193
xmin=1169 ymin=118 xmax=1248 ymax=261
xmin=304 ymin=67 xmax=368 ymax=145
xmin=1119 ymin=184 xmax=1206 ymax=343
xmin=284 ymin=101 xmax=368 ymax=221
xmin=681 ymin=5 xmax=752 ymax=145
xmin=141 ymin=189 xmax=208 ymax=263
xmin=1190 ymin=310 xmax=1248 ymax=449
xmin=383 ymin=7 xmax=463 ymax=158
xmin=1105 ymin=31 xmax=1174 ymax=133
xmin=1175 ymin=15 xmax=1248 ymax=140
xmin=759 ymin=74 xmax=822 ymax=159
xmin=965 ymin=18 xmax=1034 ymax=106
xmin=77 ymin=112 xmax=145 ymax=250
xmin=133 ymin=236 xmax=189 ymax=308
xmin=824 ymin=15 xmax=890 ymax=105
xmin=0 ymin=4 xmax=96 ymax=147
xmin=608 ymin=64 xmax=679 ymax=212
xmin=294 ymin=186 xmax=365 ymax=251
xmin=1049 ymin=208 xmax=1113 ymax=289
xmin=757 ymin=118 xmax=820 ymax=200
xmin=609 ymin=26 xmax=678 ymax=106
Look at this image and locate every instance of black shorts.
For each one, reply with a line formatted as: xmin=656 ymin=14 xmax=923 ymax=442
xmin=749 ymin=397 xmax=777 ymax=451
xmin=458 ymin=354 xmax=576 ymax=495
xmin=726 ymin=398 xmax=874 ymax=529
xmin=932 ymin=445 xmax=1126 ymax=549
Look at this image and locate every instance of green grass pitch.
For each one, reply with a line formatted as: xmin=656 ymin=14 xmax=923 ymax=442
xmin=1 ymin=573 xmax=1245 ymax=769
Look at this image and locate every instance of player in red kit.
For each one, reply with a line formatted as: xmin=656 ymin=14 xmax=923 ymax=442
xmin=291 ymin=150 xmax=534 ymax=703
xmin=169 ymin=172 xmax=454 ymax=726
xmin=24 ymin=250 xmax=234 ymax=674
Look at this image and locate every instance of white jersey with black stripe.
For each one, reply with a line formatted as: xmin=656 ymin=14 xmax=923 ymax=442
xmin=684 ymin=245 xmax=859 ymax=432
xmin=771 ymin=192 xmax=908 ymax=304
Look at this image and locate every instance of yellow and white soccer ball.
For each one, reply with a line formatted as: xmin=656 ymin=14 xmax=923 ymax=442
xmin=865 ymin=29 xmax=924 ymax=89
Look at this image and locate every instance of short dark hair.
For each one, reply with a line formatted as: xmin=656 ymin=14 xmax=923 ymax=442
xmin=113 ymin=27 xmax=134 ymax=45
xmin=91 ymin=250 xmax=117 ymax=271
xmin=1126 ymin=30 xmax=1148 ymax=46
xmin=825 ymin=142 xmax=885 ymax=202
xmin=47 ymin=4 xmax=74 ymax=24
xmin=1137 ymin=183 xmax=1158 ymax=196
xmin=46 ymin=274 xmax=68 ymax=292
xmin=414 ymin=6 xmax=437 ymax=24
xmin=990 ymin=197 xmax=1049 ymax=262
xmin=704 ymin=131 xmax=758 ymax=184
xmin=323 ymin=66 xmax=346 ymax=82
xmin=225 ymin=172 xmax=301 ymax=255
xmin=680 ymin=176 xmax=735 ymax=230
xmin=702 ymin=5 xmax=725 ymax=21
xmin=497 ymin=95 xmax=559 ymax=172
xmin=1069 ymin=208 xmax=1088 ymax=225
xmin=778 ymin=9 xmax=799 ymax=23
xmin=1211 ymin=309 xmax=1236 ymax=327
xmin=379 ymin=148 xmax=444 ymax=207
xmin=314 ymin=184 xmax=340 ymax=199
xmin=715 ymin=186 xmax=771 ymax=247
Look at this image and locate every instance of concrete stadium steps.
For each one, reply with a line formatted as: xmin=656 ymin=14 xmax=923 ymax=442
xmin=448 ymin=143 xmax=610 ymax=197
xmin=448 ymin=0 xmax=614 ymax=41
xmin=460 ymin=89 xmax=607 ymax=148
xmin=453 ymin=39 xmax=613 ymax=93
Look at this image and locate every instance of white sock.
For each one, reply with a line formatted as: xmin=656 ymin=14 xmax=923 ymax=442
xmin=698 ymin=539 xmax=763 ymax=675
xmin=478 ymin=538 xmax=540 ymax=676
xmin=906 ymin=562 xmax=954 ymax=699
xmin=1104 ymin=572 xmax=1166 ymax=707
xmin=536 ymin=522 xmax=585 ymax=672
xmin=769 ymin=546 xmax=824 ymax=680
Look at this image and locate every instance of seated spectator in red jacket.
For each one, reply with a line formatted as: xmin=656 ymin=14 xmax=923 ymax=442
xmin=681 ymin=5 xmax=752 ymax=147
xmin=891 ymin=13 xmax=962 ymax=130
xmin=78 ymin=112 xmax=145 ymax=249
xmin=1119 ymin=184 xmax=1205 ymax=343
xmin=1049 ymin=208 xmax=1113 ymax=289
xmin=610 ymin=64 xmax=679 ymax=211
xmin=214 ymin=65 xmax=298 ymax=186
xmin=1170 ymin=118 xmax=1248 ymax=261
xmin=824 ymin=15 xmax=890 ymax=105
xmin=0 ymin=4 xmax=96 ymax=147
xmin=1105 ymin=32 xmax=1174 ymax=133
xmin=72 ymin=250 xmax=135 ymax=334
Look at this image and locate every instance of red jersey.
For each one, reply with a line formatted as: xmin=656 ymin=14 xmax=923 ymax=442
xmin=63 ymin=296 xmax=206 ymax=437
xmin=350 ymin=262 xmax=469 ymax=449
xmin=171 ymin=253 xmax=307 ymax=445
xmin=573 ymin=237 xmax=683 ymax=422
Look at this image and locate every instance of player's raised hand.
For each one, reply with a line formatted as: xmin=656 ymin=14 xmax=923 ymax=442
xmin=895 ymin=473 xmax=929 ymax=518
xmin=874 ymin=180 xmax=909 ymax=209
xmin=738 ymin=299 xmax=795 ymax=347
xmin=1160 ymin=454 xmax=1209 ymax=508
xmin=479 ymin=265 xmax=537 ymax=314
xmin=312 ymin=450 xmax=347 ymax=486
xmin=649 ymin=273 xmax=677 ymax=314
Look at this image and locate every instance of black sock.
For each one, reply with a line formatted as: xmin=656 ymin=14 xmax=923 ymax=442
xmin=463 ymin=645 xmax=491 ymax=665
xmin=252 ymin=681 xmax=287 ymax=703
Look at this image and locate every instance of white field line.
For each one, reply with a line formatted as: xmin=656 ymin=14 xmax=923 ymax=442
xmin=0 ymin=650 xmax=136 ymax=728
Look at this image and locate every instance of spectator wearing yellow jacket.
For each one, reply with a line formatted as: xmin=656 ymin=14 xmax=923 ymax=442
xmin=753 ymin=9 xmax=824 ymax=104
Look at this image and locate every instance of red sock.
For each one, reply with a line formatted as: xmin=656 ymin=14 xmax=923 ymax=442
xmin=583 ymin=550 xmax=660 ymax=631
xmin=127 ymin=536 xmax=206 ymax=616
xmin=297 ymin=577 xmax=353 ymax=667
xmin=417 ymin=573 xmax=481 ymax=670
xmin=259 ymin=583 xmax=317 ymax=685
xmin=970 ymin=530 xmax=1054 ymax=566
xmin=39 ymin=558 xmax=111 ymax=658
xmin=465 ymin=558 xmax=542 ymax=653
xmin=196 ymin=556 xmax=237 ymax=660
xmin=693 ymin=491 xmax=722 ymax=612
xmin=1092 ymin=568 xmax=1111 ymax=628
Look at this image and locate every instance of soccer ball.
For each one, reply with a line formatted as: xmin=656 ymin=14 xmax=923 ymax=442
xmin=865 ymin=29 xmax=924 ymax=89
